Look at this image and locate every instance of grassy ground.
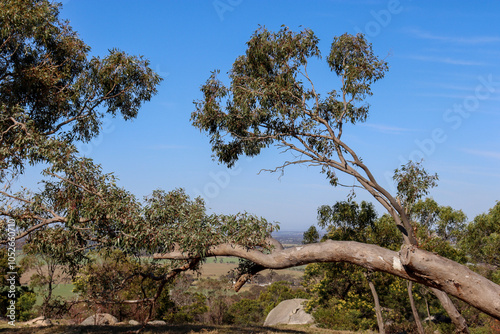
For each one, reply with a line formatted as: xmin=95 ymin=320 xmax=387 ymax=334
xmin=198 ymin=261 xmax=304 ymax=279
xmin=32 ymin=284 xmax=76 ymax=305
xmin=0 ymin=322 xmax=361 ymax=334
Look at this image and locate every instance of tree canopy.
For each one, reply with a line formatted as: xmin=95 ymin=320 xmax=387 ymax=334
xmin=192 ymin=26 xmax=421 ymax=245
xmin=0 ymin=0 xmax=161 ymax=179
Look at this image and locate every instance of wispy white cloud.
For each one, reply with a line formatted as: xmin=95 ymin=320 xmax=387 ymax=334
xmin=462 ymin=148 xmax=500 ymax=160
xmin=408 ymin=29 xmax=500 ymax=44
xmin=407 ymin=55 xmax=487 ymax=66
xmin=362 ymin=123 xmax=419 ymax=135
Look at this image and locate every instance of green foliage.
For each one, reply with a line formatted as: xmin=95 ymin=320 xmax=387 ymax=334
xmin=162 ymin=292 xmax=208 ymax=324
xmin=317 ymin=201 xmax=377 ymax=243
xmin=412 ymin=198 xmax=467 ymax=243
xmin=370 ymin=214 xmax=404 ymax=251
xmin=192 ymin=27 xmax=388 ymax=187
xmin=17 ymin=291 xmax=36 ymax=321
xmin=0 ymin=0 xmax=161 ymax=179
xmin=312 ymin=299 xmax=376 ymax=331
xmin=302 ymin=225 xmax=319 ymax=244
xmin=327 ymin=33 xmax=388 ymax=104
xmin=74 ymin=249 xmax=165 ymax=305
xmin=226 ymin=299 xmax=264 ymax=325
xmin=410 ymin=198 xmax=468 ymax=262
xmin=393 ymin=160 xmax=438 ymax=211
xmin=258 ymin=280 xmax=309 ymax=316
xmin=140 ymin=188 xmax=278 ymax=257
xmin=460 ymin=201 xmax=500 ymax=267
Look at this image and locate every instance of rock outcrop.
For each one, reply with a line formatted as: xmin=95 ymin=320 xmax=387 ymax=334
xmin=80 ymin=313 xmax=118 ymax=326
xmin=263 ymin=298 xmax=314 ymax=326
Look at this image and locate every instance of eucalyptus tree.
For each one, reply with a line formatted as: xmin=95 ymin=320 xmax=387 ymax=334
xmin=0 ymin=0 xmax=279 ymax=320
xmin=157 ymin=27 xmax=500 ymax=328
xmin=0 ymin=0 xmax=161 ymax=180
xmin=0 ymin=0 xmax=161 ymax=237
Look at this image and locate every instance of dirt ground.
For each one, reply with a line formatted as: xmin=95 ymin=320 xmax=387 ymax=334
xmin=0 ymin=322 xmax=360 ymax=334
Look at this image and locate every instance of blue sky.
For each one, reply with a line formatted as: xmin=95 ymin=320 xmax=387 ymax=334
xmin=47 ymin=0 xmax=500 ymax=231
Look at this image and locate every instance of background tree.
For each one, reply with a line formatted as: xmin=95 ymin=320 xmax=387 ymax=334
xmin=458 ymin=203 xmax=500 ymax=332
xmin=304 ymin=201 xmax=389 ymax=332
xmin=0 ymin=0 xmax=161 ymax=181
xmin=460 ymin=202 xmax=500 ymax=271
xmin=303 ymin=225 xmax=320 ymax=244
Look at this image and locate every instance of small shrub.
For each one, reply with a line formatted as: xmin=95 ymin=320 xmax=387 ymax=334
xmin=18 ymin=291 xmax=37 ymax=321
xmin=226 ymin=299 xmax=264 ymax=325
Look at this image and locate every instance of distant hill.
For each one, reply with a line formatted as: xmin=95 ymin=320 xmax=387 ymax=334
xmin=271 ymin=231 xmax=306 ymax=245
xmin=272 ymin=230 xmax=326 ymax=246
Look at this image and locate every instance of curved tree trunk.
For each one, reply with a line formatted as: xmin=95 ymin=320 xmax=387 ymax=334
xmin=155 ymin=240 xmax=500 ymax=320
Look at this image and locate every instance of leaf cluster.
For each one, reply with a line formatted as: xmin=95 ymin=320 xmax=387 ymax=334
xmin=192 ymin=26 xmax=387 ymax=174
xmin=393 ymin=160 xmax=438 ymax=211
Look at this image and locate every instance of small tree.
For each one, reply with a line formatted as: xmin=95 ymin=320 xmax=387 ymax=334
xmin=21 ymin=227 xmax=85 ymax=318
xmin=72 ymin=249 xmax=178 ymax=322
xmin=303 ymin=225 xmax=320 ymax=244
xmin=460 ymin=202 xmax=500 ymax=269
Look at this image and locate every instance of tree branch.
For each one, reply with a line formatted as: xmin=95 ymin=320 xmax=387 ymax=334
xmin=155 ymin=241 xmax=500 ymax=320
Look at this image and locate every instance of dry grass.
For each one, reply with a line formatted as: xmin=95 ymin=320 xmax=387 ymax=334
xmin=0 ymin=322 xmax=360 ymax=334
xmin=198 ymin=262 xmax=304 ymax=279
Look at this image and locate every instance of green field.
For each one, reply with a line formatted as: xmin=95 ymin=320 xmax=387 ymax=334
xmin=32 ymin=284 xmax=76 ymax=306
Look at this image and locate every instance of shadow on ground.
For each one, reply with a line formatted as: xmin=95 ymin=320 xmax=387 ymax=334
xmin=0 ymin=324 xmax=324 ymax=334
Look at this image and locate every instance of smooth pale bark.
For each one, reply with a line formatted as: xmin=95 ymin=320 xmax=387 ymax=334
xmin=155 ymin=240 xmax=500 ymax=320
xmin=407 ymin=281 xmax=424 ymax=334
xmin=430 ymin=288 xmax=470 ymax=334
xmin=366 ymin=273 xmax=385 ymax=334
